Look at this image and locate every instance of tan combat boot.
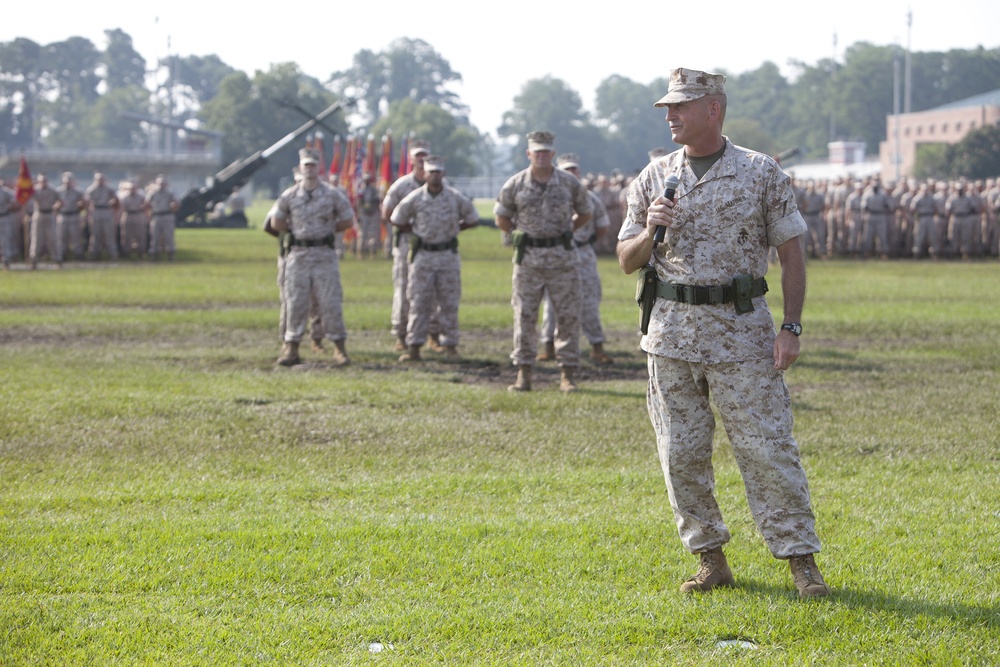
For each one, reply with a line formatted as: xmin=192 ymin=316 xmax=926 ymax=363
xmin=679 ymin=547 xmax=735 ymax=593
xmin=277 ymin=341 xmax=301 ymax=367
xmin=399 ymin=344 xmax=422 ymax=363
xmin=559 ymin=367 xmax=578 ymax=393
xmin=507 ymin=365 xmax=532 ymax=392
xmin=443 ymin=345 xmax=460 ymax=359
xmin=393 ymin=335 xmax=407 ymax=352
xmin=789 ymin=553 xmax=831 ymax=598
xmin=427 ymin=332 xmax=444 ymax=353
xmin=590 ymin=342 xmax=613 ymax=365
xmin=332 ymin=339 xmax=350 ymax=367
xmin=536 ymin=340 xmax=556 ymax=361
xmin=311 ymin=338 xmax=325 ymax=354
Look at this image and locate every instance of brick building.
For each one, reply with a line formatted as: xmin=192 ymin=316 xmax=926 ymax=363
xmin=880 ymin=89 xmax=1000 ymax=180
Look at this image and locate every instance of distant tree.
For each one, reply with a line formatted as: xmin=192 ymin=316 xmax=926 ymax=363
xmin=161 ymin=54 xmax=237 ymax=113
xmin=912 ymin=143 xmax=951 ymax=180
xmin=947 ymin=124 xmax=1000 ymax=179
xmin=200 ymin=63 xmax=346 ymax=193
xmin=77 ymin=86 xmax=151 ymax=149
xmin=724 ymin=118 xmax=779 ymax=157
xmin=498 ymin=76 xmax=606 ymax=172
xmin=102 ymin=29 xmax=147 ymax=91
xmin=593 ymin=74 xmax=674 ymax=173
xmin=38 ymin=37 xmax=103 ymax=146
xmin=370 ymin=98 xmax=484 ymax=176
xmin=328 ymin=38 xmax=465 ymax=126
xmin=0 ymin=37 xmax=44 ymax=147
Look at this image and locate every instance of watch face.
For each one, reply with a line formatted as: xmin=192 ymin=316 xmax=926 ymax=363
xmin=783 ymin=323 xmax=802 ymax=336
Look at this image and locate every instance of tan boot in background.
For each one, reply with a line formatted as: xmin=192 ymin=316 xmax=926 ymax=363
xmin=427 ymin=332 xmax=444 ymax=353
xmin=277 ymin=341 xmax=301 ymax=367
xmin=393 ymin=335 xmax=407 ymax=352
xmin=680 ymin=547 xmax=735 ymax=593
xmin=399 ymin=344 xmax=422 ymax=363
xmin=507 ymin=365 xmax=532 ymax=392
xmin=590 ymin=342 xmax=613 ymax=365
xmin=789 ymin=553 xmax=831 ymax=598
xmin=559 ymin=367 xmax=578 ymax=393
xmin=311 ymin=338 xmax=325 ymax=354
xmin=536 ymin=341 xmax=556 ymax=361
xmin=443 ymin=345 xmax=460 ymax=359
xmin=332 ymin=339 xmax=350 ymax=366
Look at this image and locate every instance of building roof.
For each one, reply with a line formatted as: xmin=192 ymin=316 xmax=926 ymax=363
xmin=931 ymin=88 xmax=1000 ymax=112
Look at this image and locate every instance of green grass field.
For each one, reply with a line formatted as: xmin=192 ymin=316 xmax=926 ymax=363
xmin=1 ymin=215 xmax=998 ymax=665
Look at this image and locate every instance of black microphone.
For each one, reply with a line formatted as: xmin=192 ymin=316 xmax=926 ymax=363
xmin=653 ymin=175 xmax=679 ymax=245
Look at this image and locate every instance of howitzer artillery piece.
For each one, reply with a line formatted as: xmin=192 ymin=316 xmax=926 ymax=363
xmin=176 ymin=99 xmax=346 ymax=224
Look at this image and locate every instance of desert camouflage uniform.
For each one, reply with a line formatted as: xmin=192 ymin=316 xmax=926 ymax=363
xmin=85 ymin=180 xmax=118 ymax=259
xmin=391 ymin=183 xmax=479 ymax=347
xmin=495 ymin=166 xmax=592 ymax=368
xmin=56 ymin=183 xmax=87 ymax=261
xmin=861 ymin=186 xmax=894 ymax=258
xmin=356 ymin=181 xmax=382 ymax=257
xmin=145 ymin=188 xmax=178 ymax=259
xmin=946 ymin=187 xmax=980 ymax=259
xmin=619 ymin=138 xmax=820 ymax=559
xmin=909 ymin=186 xmax=940 ymax=258
xmin=274 ymin=180 xmax=354 ymax=345
xmin=844 ymin=184 xmax=864 ymax=255
xmin=0 ymin=185 xmax=18 ymax=265
xmin=383 ymin=173 xmax=430 ymax=341
xmin=119 ymin=189 xmax=147 ymax=258
xmin=800 ymin=186 xmax=826 ymax=258
xmin=540 ymin=189 xmax=610 ymax=347
xmin=29 ymin=185 xmax=59 ymax=263
xmin=824 ymin=178 xmax=849 ymax=256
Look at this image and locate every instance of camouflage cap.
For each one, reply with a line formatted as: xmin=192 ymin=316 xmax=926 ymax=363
xmin=409 ymin=140 xmax=431 ymax=157
xmin=556 ymin=153 xmax=580 ymax=170
xmin=654 ymin=68 xmax=727 ymax=107
xmin=647 ymin=147 xmax=669 ymax=161
xmin=526 ymin=131 xmax=555 ymax=151
xmin=424 ymin=155 xmax=446 ymax=172
xmin=299 ymin=148 xmax=320 ymax=165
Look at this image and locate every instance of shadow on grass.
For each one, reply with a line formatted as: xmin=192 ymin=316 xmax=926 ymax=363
xmin=734 ymin=578 xmax=1000 ymax=629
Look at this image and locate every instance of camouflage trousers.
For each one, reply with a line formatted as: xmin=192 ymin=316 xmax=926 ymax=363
xmin=405 ymin=250 xmax=461 ymax=347
xmin=802 ymin=213 xmax=826 ymax=257
xmin=511 ymin=251 xmax=580 ymax=367
xmin=282 ymin=247 xmax=345 ymax=344
xmin=950 ymin=214 xmax=979 ymax=257
xmin=149 ymin=214 xmax=175 ymax=258
xmin=862 ymin=213 xmax=890 ymax=257
xmin=646 ymin=354 xmax=821 ymax=559
xmin=911 ymin=214 xmax=942 ymax=258
xmin=276 ymin=255 xmax=323 ymax=344
xmin=392 ymin=234 xmax=438 ymax=340
xmin=357 ymin=211 xmax=381 ymax=256
xmin=540 ymin=244 xmax=604 ymax=346
xmin=30 ymin=213 xmax=58 ymax=262
xmin=88 ymin=212 xmax=118 ymax=259
xmin=58 ymin=214 xmax=85 ymax=260
xmin=120 ymin=213 xmax=148 ymax=257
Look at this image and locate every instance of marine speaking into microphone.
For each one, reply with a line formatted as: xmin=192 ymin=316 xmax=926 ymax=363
xmin=652 ymin=175 xmax=679 ymax=246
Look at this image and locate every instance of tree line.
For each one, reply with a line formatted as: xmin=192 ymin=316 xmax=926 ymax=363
xmin=2 ymin=32 xmax=999 ymax=193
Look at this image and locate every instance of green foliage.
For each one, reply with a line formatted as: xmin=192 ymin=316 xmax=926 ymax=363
xmin=371 ymin=99 xmax=485 ymax=177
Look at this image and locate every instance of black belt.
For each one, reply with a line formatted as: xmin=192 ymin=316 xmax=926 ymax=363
xmin=422 ymin=238 xmax=458 ymax=252
xmin=290 ymin=235 xmax=335 ymax=248
xmin=38 ymin=209 xmax=53 ymax=213
xmin=655 ymin=278 xmax=768 ymax=305
xmin=94 ymin=205 xmax=112 ymax=209
xmin=523 ymin=231 xmax=572 ymax=248
xmin=153 ymin=210 xmax=173 ymax=216
xmin=60 ymin=211 xmax=79 ymax=216
xmin=575 ymin=233 xmax=597 ymax=247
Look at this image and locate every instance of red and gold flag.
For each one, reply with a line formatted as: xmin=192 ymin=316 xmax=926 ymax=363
xmin=15 ymin=155 xmax=34 ymax=205
xmin=314 ymin=131 xmax=326 ymax=175
xmin=378 ymin=131 xmax=393 ymax=195
xmin=329 ymin=135 xmax=341 ymax=177
xmin=397 ymin=135 xmax=410 ymax=178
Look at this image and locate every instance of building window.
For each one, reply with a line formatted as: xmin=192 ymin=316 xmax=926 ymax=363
xmin=928 ymin=125 xmax=935 ymax=135
xmin=904 ymin=127 xmax=911 ymax=137
xmin=955 ymin=122 xmax=962 ymax=132
xmin=942 ymin=123 xmax=949 ymax=133
xmin=916 ymin=126 xmax=922 ymax=136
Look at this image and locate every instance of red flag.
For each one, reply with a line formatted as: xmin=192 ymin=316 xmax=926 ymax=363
xmin=329 ymin=135 xmax=341 ymax=176
xmin=378 ymin=132 xmax=393 ymax=195
xmin=363 ymin=134 xmax=376 ymax=178
xmin=397 ymin=135 xmax=409 ymax=178
xmin=15 ymin=155 xmax=34 ymax=205
xmin=341 ymin=136 xmax=356 ymax=204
